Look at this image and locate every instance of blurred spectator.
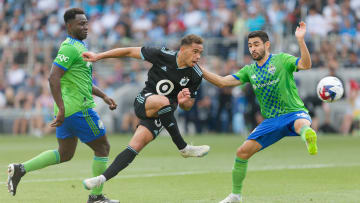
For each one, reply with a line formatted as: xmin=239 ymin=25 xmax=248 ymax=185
xmin=341 ymin=80 xmax=360 ymax=135
xmin=344 ymin=51 xmax=360 ymax=68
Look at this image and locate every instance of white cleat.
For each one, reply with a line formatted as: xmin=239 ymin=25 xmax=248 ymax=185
xmin=219 ymin=193 xmax=242 ymax=203
xmin=83 ymin=175 xmax=105 ymax=190
xmin=180 ymin=145 xmax=210 ymax=158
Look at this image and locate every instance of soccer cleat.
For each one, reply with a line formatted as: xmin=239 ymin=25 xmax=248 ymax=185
xmin=179 ymin=144 xmax=210 ymax=158
xmin=219 ymin=193 xmax=242 ymax=203
xmin=87 ymin=194 xmax=120 ymax=203
xmin=7 ymin=163 xmax=26 ymax=196
xmin=83 ymin=176 xmax=104 ymax=190
xmin=304 ymin=128 xmax=318 ymax=155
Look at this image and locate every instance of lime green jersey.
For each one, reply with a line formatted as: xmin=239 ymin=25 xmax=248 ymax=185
xmin=53 ymin=36 xmax=95 ymax=117
xmin=233 ymin=53 xmax=307 ymax=119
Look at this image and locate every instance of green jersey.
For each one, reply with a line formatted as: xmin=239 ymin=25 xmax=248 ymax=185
xmin=53 ymin=36 xmax=95 ymax=117
xmin=233 ymin=53 xmax=307 ymax=119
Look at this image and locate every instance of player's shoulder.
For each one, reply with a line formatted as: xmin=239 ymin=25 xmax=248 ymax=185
xmin=191 ymin=63 xmax=203 ymax=79
xmin=159 ymin=47 xmax=177 ymax=56
xmin=58 ymin=41 xmax=80 ymax=55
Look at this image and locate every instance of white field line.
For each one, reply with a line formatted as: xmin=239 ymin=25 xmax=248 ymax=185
xmin=1 ymin=163 xmax=359 ymax=185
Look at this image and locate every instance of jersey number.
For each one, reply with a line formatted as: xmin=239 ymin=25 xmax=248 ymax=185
xmin=156 ymin=79 xmax=174 ymax=96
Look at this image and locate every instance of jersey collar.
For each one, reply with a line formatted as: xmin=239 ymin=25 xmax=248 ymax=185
xmin=67 ymin=35 xmax=86 ymax=46
xmin=256 ymin=54 xmax=272 ymax=69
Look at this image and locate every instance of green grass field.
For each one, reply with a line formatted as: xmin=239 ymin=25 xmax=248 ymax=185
xmin=0 ymin=134 xmax=359 ymax=203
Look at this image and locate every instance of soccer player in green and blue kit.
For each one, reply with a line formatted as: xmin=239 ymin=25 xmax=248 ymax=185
xmin=200 ymin=22 xmax=317 ymax=203
xmin=7 ymin=8 xmax=119 ymax=203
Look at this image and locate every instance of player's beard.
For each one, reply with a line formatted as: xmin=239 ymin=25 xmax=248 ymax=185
xmin=251 ymin=49 xmax=266 ymax=61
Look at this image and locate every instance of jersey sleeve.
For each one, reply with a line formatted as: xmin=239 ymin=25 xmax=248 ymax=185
xmin=232 ymin=66 xmax=250 ymax=84
xmin=190 ymin=77 xmax=202 ymax=98
xmin=140 ymin=46 xmax=163 ymax=64
xmin=53 ymin=45 xmax=79 ymax=71
xmin=279 ymin=53 xmax=300 ymax=73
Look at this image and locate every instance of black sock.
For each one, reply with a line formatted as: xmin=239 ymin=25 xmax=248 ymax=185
xmin=158 ymin=105 xmax=187 ymax=150
xmin=103 ymin=146 xmax=138 ymax=180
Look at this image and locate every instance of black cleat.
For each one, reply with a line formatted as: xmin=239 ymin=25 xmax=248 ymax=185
xmin=7 ymin=163 xmax=26 ymax=196
xmin=87 ymin=194 xmax=120 ymax=203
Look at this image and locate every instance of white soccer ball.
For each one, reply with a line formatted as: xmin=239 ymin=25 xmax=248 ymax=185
xmin=316 ymin=76 xmax=344 ymax=103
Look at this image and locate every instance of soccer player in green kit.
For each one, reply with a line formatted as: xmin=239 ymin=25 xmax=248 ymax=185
xmin=199 ymin=22 xmax=317 ymax=203
xmin=7 ymin=8 xmax=119 ymax=203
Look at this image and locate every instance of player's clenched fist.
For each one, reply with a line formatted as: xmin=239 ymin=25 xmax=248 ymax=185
xmin=177 ymin=88 xmax=191 ymax=104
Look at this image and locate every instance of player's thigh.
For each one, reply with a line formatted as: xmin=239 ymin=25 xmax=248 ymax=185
xmin=128 ymin=125 xmax=154 ymax=152
xmin=57 ymin=136 xmax=78 ymax=162
xmin=145 ymin=95 xmax=170 ymax=117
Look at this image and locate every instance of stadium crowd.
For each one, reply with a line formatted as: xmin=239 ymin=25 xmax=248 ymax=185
xmin=0 ymin=0 xmax=359 ymax=136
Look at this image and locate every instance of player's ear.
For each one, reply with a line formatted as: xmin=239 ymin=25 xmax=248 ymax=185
xmin=265 ymin=41 xmax=270 ymax=51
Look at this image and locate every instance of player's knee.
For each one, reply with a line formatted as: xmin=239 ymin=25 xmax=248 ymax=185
xmin=59 ymin=151 xmax=74 ymax=163
xmin=156 ymin=96 xmax=171 ymax=108
xmin=236 ymin=147 xmax=251 ymax=160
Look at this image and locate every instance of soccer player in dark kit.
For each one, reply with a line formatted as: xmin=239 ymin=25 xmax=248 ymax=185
xmin=81 ymin=34 xmax=210 ymax=191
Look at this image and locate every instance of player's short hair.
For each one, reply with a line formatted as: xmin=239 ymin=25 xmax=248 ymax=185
xmin=180 ymin=34 xmax=203 ymax=46
xmin=64 ymin=8 xmax=85 ymax=24
xmin=248 ymin=31 xmax=269 ymax=43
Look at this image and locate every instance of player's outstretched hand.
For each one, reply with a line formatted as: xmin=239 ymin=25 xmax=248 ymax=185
xmin=82 ymin=52 xmax=99 ymax=62
xmin=295 ymin=21 xmax=306 ymax=40
xmin=103 ymin=96 xmax=117 ymax=110
xmin=50 ymin=110 xmax=65 ymax=127
xmin=177 ymin=88 xmax=191 ymax=104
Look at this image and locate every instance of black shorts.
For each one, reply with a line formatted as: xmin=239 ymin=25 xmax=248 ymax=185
xmin=134 ymin=92 xmax=164 ymax=138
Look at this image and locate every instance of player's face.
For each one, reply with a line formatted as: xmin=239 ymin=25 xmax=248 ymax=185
xmin=248 ymin=37 xmax=267 ymax=61
xmin=182 ymin=43 xmax=203 ymax=67
xmin=69 ymin=14 xmax=88 ymax=40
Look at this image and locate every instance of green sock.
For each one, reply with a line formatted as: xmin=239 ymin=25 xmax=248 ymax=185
xmin=91 ymin=156 xmax=109 ymax=195
xmin=300 ymin=125 xmax=312 ymax=142
xmin=23 ymin=150 xmax=60 ymax=173
xmin=232 ymin=157 xmax=248 ymax=194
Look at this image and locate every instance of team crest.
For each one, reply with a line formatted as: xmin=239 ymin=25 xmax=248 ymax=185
xmin=268 ymin=65 xmax=276 ymax=75
xmin=179 ymin=77 xmax=190 ymax=86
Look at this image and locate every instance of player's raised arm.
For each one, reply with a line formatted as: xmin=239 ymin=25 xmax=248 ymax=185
xmin=295 ymin=21 xmax=312 ymax=70
xmin=82 ymin=47 xmax=142 ymax=62
xmin=199 ymin=65 xmax=242 ymax=88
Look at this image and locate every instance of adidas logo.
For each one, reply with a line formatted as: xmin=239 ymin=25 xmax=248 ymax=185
xmin=168 ymin=123 xmax=174 ymax=127
xmin=161 ymin=66 xmax=167 ymax=72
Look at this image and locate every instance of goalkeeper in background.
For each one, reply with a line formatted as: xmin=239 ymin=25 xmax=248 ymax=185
xmin=199 ymin=22 xmax=317 ymax=203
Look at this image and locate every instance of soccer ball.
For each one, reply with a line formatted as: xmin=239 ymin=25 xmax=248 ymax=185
xmin=316 ymin=76 xmax=344 ymax=103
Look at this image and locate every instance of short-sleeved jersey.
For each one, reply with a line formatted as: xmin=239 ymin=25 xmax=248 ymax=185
xmin=140 ymin=46 xmax=202 ymax=104
xmin=232 ymin=53 xmax=307 ymax=119
xmin=53 ymin=36 xmax=95 ymax=117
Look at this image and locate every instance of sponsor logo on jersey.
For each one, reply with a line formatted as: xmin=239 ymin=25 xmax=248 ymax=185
xmin=268 ymin=65 xmax=276 ymax=75
xmin=253 ymin=78 xmax=279 ymax=89
xmin=156 ymin=79 xmax=174 ymax=95
xmin=56 ymin=54 xmax=69 ymax=62
xmin=179 ymin=77 xmax=190 ymax=86
xmin=161 ymin=66 xmax=167 ymax=72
